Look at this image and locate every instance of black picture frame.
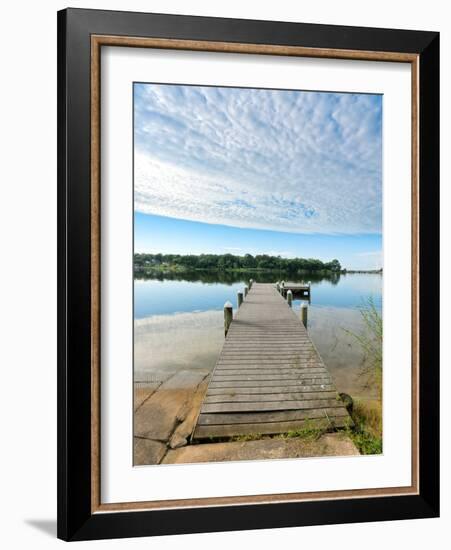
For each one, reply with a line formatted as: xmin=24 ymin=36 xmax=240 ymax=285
xmin=57 ymin=7 xmax=439 ymax=541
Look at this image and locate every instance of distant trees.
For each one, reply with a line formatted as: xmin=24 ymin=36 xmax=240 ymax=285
xmin=134 ymin=253 xmax=342 ymax=274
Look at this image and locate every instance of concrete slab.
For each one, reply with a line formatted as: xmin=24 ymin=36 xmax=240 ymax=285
xmin=162 ymin=433 xmax=359 ymax=464
xmin=134 ymin=382 xmax=161 ymax=412
xmin=134 ymin=438 xmax=167 ymax=466
xmin=169 ymin=379 xmax=209 ymax=449
xmin=134 ymin=370 xmax=208 ymax=441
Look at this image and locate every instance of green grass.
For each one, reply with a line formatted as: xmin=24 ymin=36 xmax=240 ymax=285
xmin=341 ymin=297 xmax=383 ymax=455
xmin=230 ymin=433 xmax=263 ymax=442
xmin=278 ymin=419 xmax=326 ymax=441
xmin=229 ymin=420 xmax=327 ymax=443
xmin=343 ymin=296 xmax=382 ymax=399
xmin=345 ymin=399 xmax=383 ymax=455
xmin=348 ymin=430 xmax=382 ymax=455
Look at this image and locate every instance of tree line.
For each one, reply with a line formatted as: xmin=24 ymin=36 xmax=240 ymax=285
xmin=134 ymin=253 xmax=342 ymax=273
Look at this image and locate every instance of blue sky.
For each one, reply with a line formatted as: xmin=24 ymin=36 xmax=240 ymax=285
xmin=134 ymin=83 xmax=382 ymax=269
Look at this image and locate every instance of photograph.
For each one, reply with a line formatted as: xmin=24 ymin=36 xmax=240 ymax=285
xmin=133 ymin=82 xmax=383 ymax=466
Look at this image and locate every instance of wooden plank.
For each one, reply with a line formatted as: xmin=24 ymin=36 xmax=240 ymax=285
xmin=194 ymin=417 xmax=349 ymax=439
xmin=219 ymin=349 xmax=314 ymax=353
xmin=204 ymin=391 xmax=338 ymax=403
xmin=209 ymin=379 xmax=332 ymax=388
xmin=218 ymin=353 xmax=318 ymax=358
xmin=210 ymin=373 xmax=331 ymax=382
xmin=201 ymin=399 xmax=346 ymax=413
xmin=206 ymin=384 xmax=336 ymax=395
xmin=216 ymin=362 xmax=322 ymax=367
xmin=216 ymin=362 xmax=324 ymax=368
xmin=225 ymin=334 xmax=307 ymax=338
xmin=214 ymin=368 xmax=327 ymax=375
xmin=215 ymin=364 xmax=324 ymax=369
xmin=197 ymin=408 xmax=348 ymax=425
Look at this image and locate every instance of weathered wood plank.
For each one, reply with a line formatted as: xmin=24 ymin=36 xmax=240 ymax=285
xmin=197 ymin=408 xmax=348 ymax=425
xmin=215 ymin=364 xmax=324 ymax=370
xmin=206 ymin=384 xmax=336 ymax=395
xmin=201 ymin=399 xmax=346 ymax=414
xmin=216 ymin=360 xmax=322 ymax=366
xmin=204 ymin=391 xmax=338 ymax=403
xmin=220 ymin=352 xmax=315 ymax=357
xmin=211 ymin=373 xmax=331 ymax=382
xmin=214 ymin=368 xmax=328 ymax=376
xmin=209 ymin=378 xmax=332 ymax=388
xmin=194 ymin=417 xmax=349 ymax=439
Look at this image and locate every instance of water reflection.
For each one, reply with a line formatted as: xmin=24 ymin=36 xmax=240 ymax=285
xmin=136 ymin=269 xmax=341 ymax=285
xmin=134 ymin=272 xmax=381 ymax=318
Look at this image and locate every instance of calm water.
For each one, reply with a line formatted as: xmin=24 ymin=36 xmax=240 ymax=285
xmin=134 ymin=272 xmax=381 ymax=318
xmin=134 ymin=272 xmax=382 ymax=399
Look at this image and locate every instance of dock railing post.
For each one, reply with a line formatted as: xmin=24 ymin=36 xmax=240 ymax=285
xmin=287 ymin=289 xmax=293 ymax=307
xmin=301 ymin=301 xmax=308 ymax=328
xmin=249 ymin=278 xmax=253 ymax=289
xmin=244 ymin=285 xmax=249 ymax=298
xmin=281 ymin=280 xmax=285 ymax=297
xmin=224 ymin=301 xmax=233 ymax=336
xmin=276 ymin=281 xmax=280 ymax=293
xmin=237 ymin=291 xmax=243 ymax=308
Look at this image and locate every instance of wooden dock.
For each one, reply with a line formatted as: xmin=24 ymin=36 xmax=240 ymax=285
xmin=192 ymin=283 xmax=351 ymax=440
xmin=280 ymin=282 xmax=311 ymax=300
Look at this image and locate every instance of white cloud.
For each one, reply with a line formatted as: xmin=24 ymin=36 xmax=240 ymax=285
xmin=134 ymin=85 xmax=382 ymax=234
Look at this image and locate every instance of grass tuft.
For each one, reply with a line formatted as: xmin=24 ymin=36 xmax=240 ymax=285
xmin=345 ymin=399 xmax=382 ymax=455
xmin=230 ymin=433 xmax=262 ymax=442
xmin=279 ymin=419 xmax=326 ymax=441
xmin=343 ymin=296 xmax=382 ymax=399
xmin=341 ymin=297 xmax=383 ymax=455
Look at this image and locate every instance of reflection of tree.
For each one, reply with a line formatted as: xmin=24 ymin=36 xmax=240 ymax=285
xmin=329 ymin=272 xmax=341 ymax=286
xmin=134 ymin=268 xmax=341 ymax=286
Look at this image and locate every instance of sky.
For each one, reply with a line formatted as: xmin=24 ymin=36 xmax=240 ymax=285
xmin=134 ymin=83 xmax=382 ymax=270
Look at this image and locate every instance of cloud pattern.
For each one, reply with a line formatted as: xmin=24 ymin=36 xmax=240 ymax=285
xmin=134 ymin=84 xmax=382 ymax=234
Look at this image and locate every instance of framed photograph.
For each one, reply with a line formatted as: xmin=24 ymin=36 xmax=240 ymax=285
xmin=57 ymin=8 xmax=439 ymax=541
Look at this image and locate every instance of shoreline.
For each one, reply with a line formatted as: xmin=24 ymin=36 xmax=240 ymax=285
xmin=135 ymin=267 xmax=382 ymax=277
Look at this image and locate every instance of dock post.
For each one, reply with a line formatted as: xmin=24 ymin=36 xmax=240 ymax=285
xmin=276 ymin=281 xmax=280 ymax=293
xmin=287 ymin=290 xmax=293 ymax=307
xmin=244 ymin=285 xmax=249 ymax=298
xmin=224 ymin=301 xmax=233 ymax=336
xmin=281 ymin=280 xmax=285 ymax=297
xmin=249 ymin=278 xmax=253 ymax=289
xmin=237 ymin=291 xmax=243 ymax=308
xmin=301 ymin=301 xmax=308 ymax=328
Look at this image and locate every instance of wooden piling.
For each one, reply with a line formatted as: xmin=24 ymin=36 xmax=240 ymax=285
xmin=249 ymin=278 xmax=253 ymax=289
xmin=287 ymin=289 xmax=293 ymax=307
xmin=244 ymin=285 xmax=249 ymax=298
xmin=301 ymin=301 xmax=308 ymax=328
xmin=237 ymin=291 xmax=243 ymax=308
xmin=224 ymin=301 xmax=233 ymax=336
